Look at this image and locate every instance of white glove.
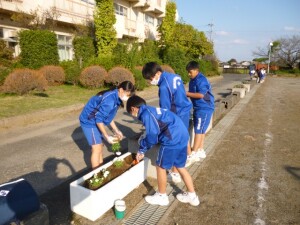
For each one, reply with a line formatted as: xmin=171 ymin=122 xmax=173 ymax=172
xmin=114 ymin=129 xmax=124 ymax=140
xmin=105 ymin=135 xmax=118 ymax=144
xmin=138 ymin=133 xmax=146 ymax=145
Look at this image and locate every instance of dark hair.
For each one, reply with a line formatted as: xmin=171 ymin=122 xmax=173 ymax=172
xmin=96 ymin=81 xmax=135 ymax=96
xmin=126 ymin=95 xmax=146 ymax=113
xmin=142 ymin=62 xmax=162 ymax=80
xmin=186 ymin=61 xmax=199 ymax=71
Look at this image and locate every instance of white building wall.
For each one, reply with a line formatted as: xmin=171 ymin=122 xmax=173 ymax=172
xmin=0 ymin=0 xmax=167 ymax=60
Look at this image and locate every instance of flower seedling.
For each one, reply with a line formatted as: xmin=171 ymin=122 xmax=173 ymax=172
xmin=112 ymin=142 xmax=121 ymax=155
xmin=87 ymin=169 xmax=110 ymax=189
xmin=113 ymin=157 xmax=124 ymax=168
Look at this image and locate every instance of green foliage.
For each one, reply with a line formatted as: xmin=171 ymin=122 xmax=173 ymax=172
xmin=94 ymin=0 xmax=117 ymax=56
xmin=0 ymin=66 xmax=11 ymax=86
xmin=59 ymin=60 xmax=81 ymax=85
xmin=163 ymin=47 xmax=189 ymax=82
xmin=73 ymin=36 xmax=95 ymax=65
xmin=19 ymin=30 xmax=59 ymax=69
xmin=0 ymin=40 xmax=14 ymax=67
xmin=172 ymin=23 xmax=213 ymax=59
xmin=85 ymin=55 xmax=115 ymax=71
xmin=113 ymin=42 xmax=140 ymax=69
xmin=138 ymin=40 xmax=161 ymax=65
xmin=131 ymin=68 xmax=147 ymax=91
xmin=158 ymin=1 xmax=176 ymax=47
xmin=1 ymin=68 xmax=47 ymax=95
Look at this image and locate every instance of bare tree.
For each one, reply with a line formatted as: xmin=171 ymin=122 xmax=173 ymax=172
xmin=253 ymin=36 xmax=300 ymax=69
xmin=274 ymin=35 xmax=300 ymax=69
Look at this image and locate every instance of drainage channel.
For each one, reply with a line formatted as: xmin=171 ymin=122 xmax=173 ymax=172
xmin=123 ymin=84 xmax=260 ymax=225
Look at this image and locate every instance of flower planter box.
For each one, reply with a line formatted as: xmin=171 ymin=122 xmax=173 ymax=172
xmin=70 ymin=152 xmax=147 ymax=221
xmin=242 ymin=84 xmax=251 ymax=92
xmin=232 ymin=87 xmax=246 ymax=98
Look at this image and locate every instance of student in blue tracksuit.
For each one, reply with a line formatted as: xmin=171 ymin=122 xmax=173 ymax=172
xmin=79 ymin=81 xmax=135 ymax=169
xmin=142 ymin=62 xmax=193 ymax=183
xmin=126 ymin=95 xmax=199 ymax=206
xmin=186 ymin=61 xmax=215 ymax=161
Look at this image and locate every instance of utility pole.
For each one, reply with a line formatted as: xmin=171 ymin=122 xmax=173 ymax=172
xmin=207 ymin=22 xmax=214 ymax=43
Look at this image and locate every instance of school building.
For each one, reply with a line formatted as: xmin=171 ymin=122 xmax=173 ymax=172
xmin=0 ymin=0 xmax=167 ymax=61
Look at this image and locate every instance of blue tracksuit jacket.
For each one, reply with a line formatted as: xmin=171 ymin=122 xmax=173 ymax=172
xmin=137 ymin=105 xmax=189 ymax=154
xmin=158 ymin=71 xmax=192 ymax=117
xmin=79 ymin=89 xmax=121 ymax=128
xmin=188 ymin=73 xmax=214 ymax=111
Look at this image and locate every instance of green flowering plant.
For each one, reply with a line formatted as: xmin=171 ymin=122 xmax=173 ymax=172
xmin=113 ymin=157 xmax=124 ymax=168
xmin=112 ymin=142 xmax=121 ymax=155
xmin=88 ymin=168 xmax=110 ymax=189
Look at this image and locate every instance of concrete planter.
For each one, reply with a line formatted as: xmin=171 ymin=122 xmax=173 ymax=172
xmin=242 ymin=84 xmax=251 ymax=92
xmin=70 ymin=152 xmax=147 ymax=221
xmin=232 ymin=87 xmax=246 ymax=98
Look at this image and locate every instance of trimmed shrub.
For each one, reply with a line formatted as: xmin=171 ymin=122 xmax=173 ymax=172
xmin=161 ymin=64 xmax=175 ymax=74
xmin=1 ymin=68 xmax=47 ymax=95
xmin=131 ymin=68 xmax=147 ymax=91
xmin=79 ymin=66 xmax=107 ymax=89
xmin=39 ymin=65 xmax=65 ymax=86
xmin=106 ymin=66 xmax=135 ymax=86
xmin=19 ymin=30 xmax=59 ymax=69
xmin=60 ymin=60 xmax=81 ymax=85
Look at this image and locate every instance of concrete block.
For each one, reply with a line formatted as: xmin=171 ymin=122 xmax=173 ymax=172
xmin=21 ymin=203 xmax=49 ymax=225
xmin=232 ymin=88 xmax=246 ymax=98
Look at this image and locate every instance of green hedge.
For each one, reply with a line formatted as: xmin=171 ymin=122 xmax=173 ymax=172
xmin=19 ymin=30 xmax=59 ymax=69
xmin=73 ymin=36 xmax=95 ymax=65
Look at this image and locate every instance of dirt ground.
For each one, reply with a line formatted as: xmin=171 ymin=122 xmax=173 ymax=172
xmin=59 ymin=77 xmax=300 ymax=225
xmin=160 ymin=77 xmax=300 ymax=225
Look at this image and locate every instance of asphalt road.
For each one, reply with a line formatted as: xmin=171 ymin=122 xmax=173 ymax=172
xmin=0 ymin=74 xmax=249 ymax=196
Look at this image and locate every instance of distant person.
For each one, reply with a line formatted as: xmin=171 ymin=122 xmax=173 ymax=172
xmin=249 ymin=65 xmax=256 ymax=80
xmin=79 ymin=81 xmax=135 ymax=169
xmin=260 ymin=67 xmax=266 ymax=83
xmin=186 ymin=61 xmax=215 ymax=161
xmin=142 ymin=62 xmax=193 ymax=184
xmin=126 ymin=95 xmax=200 ymax=206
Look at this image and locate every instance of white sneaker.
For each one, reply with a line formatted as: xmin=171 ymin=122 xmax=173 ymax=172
xmin=194 ymin=149 xmax=206 ymax=161
xmin=167 ymin=172 xmax=182 ymax=183
xmin=185 ymin=153 xmax=195 ymax=167
xmin=176 ymin=192 xmax=200 ymax=206
xmin=145 ymin=192 xmax=169 ymax=206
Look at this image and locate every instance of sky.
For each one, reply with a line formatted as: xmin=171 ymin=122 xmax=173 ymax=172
xmin=174 ymin=0 xmax=300 ymax=62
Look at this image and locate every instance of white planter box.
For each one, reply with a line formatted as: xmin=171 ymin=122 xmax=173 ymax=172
xmin=242 ymin=84 xmax=251 ymax=92
xmin=232 ymin=88 xmax=246 ymax=98
xmin=70 ymin=152 xmax=147 ymax=221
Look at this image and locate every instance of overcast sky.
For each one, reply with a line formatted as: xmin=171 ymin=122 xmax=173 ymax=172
xmin=174 ymin=0 xmax=300 ymax=62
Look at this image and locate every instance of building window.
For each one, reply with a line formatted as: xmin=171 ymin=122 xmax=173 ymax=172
xmin=81 ymin=0 xmax=95 ymax=5
xmin=57 ymin=34 xmax=72 ymax=61
xmin=0 ymin=28 xmax=3 ymax=38
xmin=114 ymin=3 xmax=127 ymax=16
xmin=145 ymin=14 xmax=154 ymax=25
